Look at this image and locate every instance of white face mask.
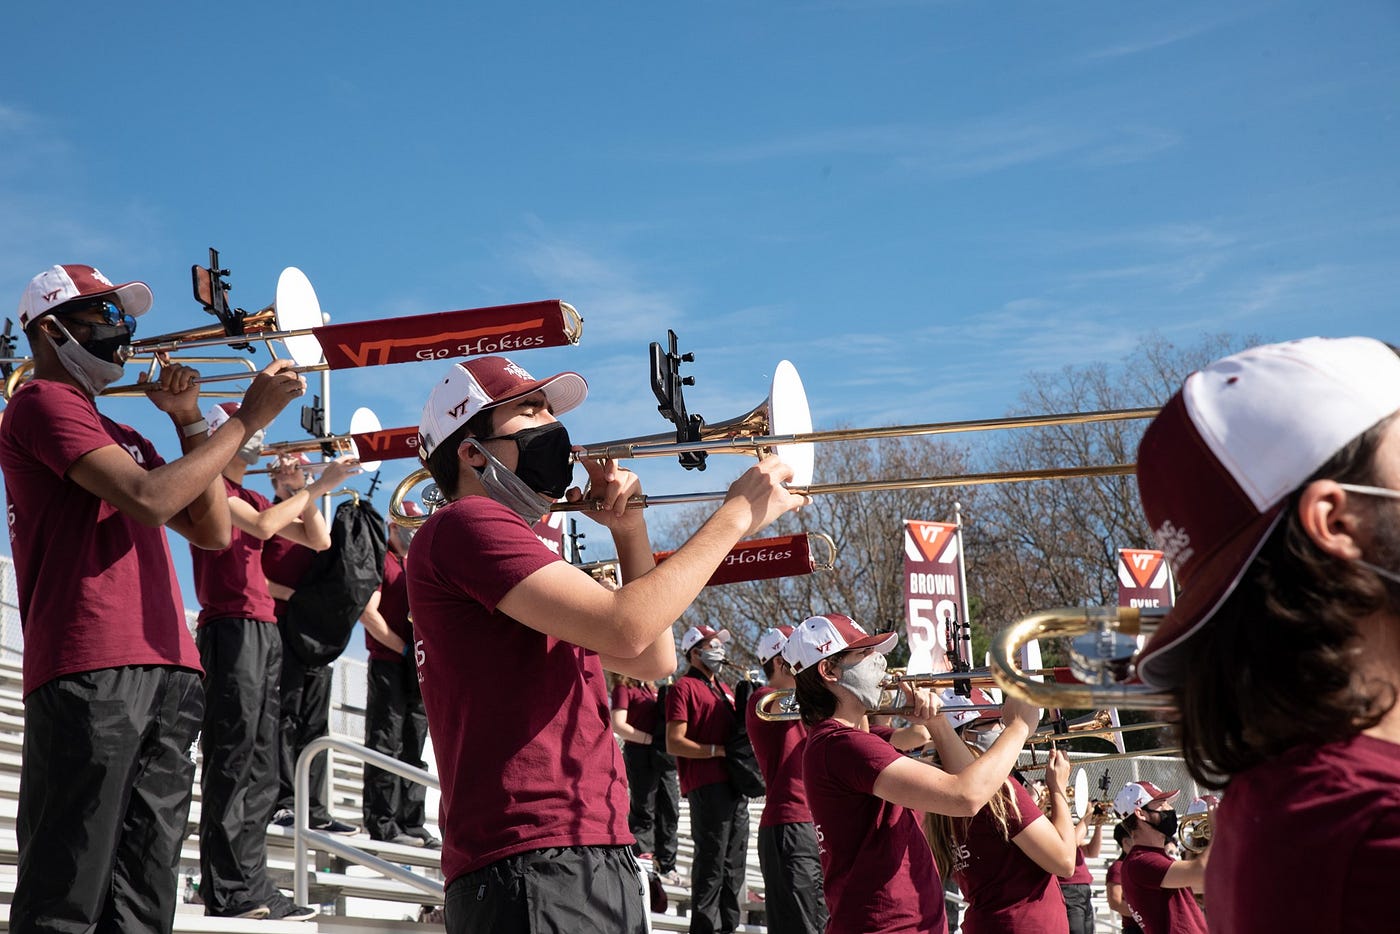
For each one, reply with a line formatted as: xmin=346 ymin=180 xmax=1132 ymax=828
xmin=699 ymin=646 xmax=727 ymax=670
xmin=1337 ymin=484 xmax=1400 ymax=585
xmin=237 ymin=428 xmax=267 ymax=466
xmin=836 ymin=651 xmax=888 ymax=711
xmin=44 ymin=318 xmax=125 ymax=395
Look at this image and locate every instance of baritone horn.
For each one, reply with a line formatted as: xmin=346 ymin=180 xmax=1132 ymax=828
xmin=1178 ymin=812 xmax=1212 ymax=854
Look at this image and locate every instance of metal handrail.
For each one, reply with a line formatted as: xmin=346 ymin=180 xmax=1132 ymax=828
xmin=293 ymin=735 xmax=444 ymax=905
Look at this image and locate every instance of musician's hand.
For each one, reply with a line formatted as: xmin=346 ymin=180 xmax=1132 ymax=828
xmin=142 ymin=353 xmax=202 ymax=420
xmin=568 ymin=454 xmax=645 ymax=528
xmin=723 ymin=455 xmax=811 ymax=538
xmin=904 ymin=687 xmax=944 ymax=725
xmin=310 ymin=456 xmax=361 ymax=490
xmin=1047 ymin=748 xmax=1071 ymax=792
xmin=1001 ymin=695 xmax=1043 ymax=738
xmin=238 ymin=359 xmax=306 ymax=430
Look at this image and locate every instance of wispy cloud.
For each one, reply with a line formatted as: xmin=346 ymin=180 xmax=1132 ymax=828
xmin=682 ymin=114 xmax=1181 ymax=179
xmin=1080 ymin=16 xmax=1235 ymax=62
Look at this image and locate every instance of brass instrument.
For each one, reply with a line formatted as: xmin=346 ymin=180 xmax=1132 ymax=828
xmin=990 ymin=606 xmax=1175 ymax=709
xmin=1178 ymin=812 xmax=1212 ymax=854
xmin=4 ymin=354 xmax=259 ymax=401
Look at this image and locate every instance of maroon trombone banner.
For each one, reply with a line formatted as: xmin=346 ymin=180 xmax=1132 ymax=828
xmin=316 ymin=299 xmax=578 ymax=370
xmin=903 ymin=520 xmax=965 ymax=674
xmin=1116 ymin=548 xmax=1174 ymax=609
xmin=351 ymin=425 xmax=421 ymax=462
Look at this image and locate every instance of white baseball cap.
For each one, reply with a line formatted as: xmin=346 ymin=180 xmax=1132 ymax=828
xmin=781 ymin=613 xmax=898 ymax=674
xmin=755 ymin=626 xmax=794 ymax=664
xmin=417 ymin=355 xmax=586 ymax=460
xmin=19 ymin=264 xmax=153 ymax=331
xmin=1113 ymin=781 xmax=1179 ymax=818
xmin=680 ymin=625 xmax=731 ymax=655
xmin=1136 ymin=337 xmax=1400 ymax=688
xmin=939 ymin=689 xmax=982 ymax=729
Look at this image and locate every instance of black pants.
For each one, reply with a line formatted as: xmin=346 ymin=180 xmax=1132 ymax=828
xmin=363 ymin=656 xmax=430 ymax=839
xmin=275 ymin=634 xmax=334 ymax=824
xmin=12 ymin=665 xmax=203 ymax=934
xmin=757 ymin=822 xmax=827 ymax=934
xmin=445 ymin=845 xmax=647 ymax=934
xmin=621 ymin=741 xmax=679 ymax=873
xmin=197 ymin=618 xmax=282 ymax=915
xmin=686 ymin=782 xmax=748 ymax=934
xmin=1063 ymin=883 xmax=1095 ymax=934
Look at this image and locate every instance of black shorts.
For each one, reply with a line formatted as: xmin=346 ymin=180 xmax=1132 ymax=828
xmin=445 ymin=844 xmax=648 ymax=934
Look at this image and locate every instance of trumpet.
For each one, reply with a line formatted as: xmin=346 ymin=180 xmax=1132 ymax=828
xmin=1178 ymin=812 xmax=1212 ymax=854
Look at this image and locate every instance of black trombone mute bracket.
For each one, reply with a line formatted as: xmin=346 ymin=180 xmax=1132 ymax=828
xmin=1 ymin=319 xmax=15 ymax=380
xmin=649 ymin=329 xmax=708 ymax=471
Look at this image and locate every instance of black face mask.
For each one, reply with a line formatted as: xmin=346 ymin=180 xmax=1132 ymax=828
xmin=1148 ymin=808 xmax=1178 ymax=840
xmin=484 ymin=422 xmax=575 ymax=498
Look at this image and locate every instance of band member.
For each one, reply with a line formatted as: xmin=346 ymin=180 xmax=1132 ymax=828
xmin=744 ymin=625 xmax=828 ymax=934
xmin=0 ymin=264 xmax=304 ymax=932
xmin=783 ymin=613 xmax=1043 ymax=934
xmin=406 ymin=355 xmax=807 ymax=934
xmin=264 ymin=453 xmax=361 ymax=836
xmin=1061 ymin=790 xmax=1105 ymax=934
xmin=193 ymin=401 xmax=358 ymax=920
xmin=611 ymin=674 xmax=680 ymax=882
xmin=360 ymin=501 xmax=439 ymax=847
xmin=925 ymin=722 xmax=1076 ymax=932
xmin=1105 ymin=824 xmax=1143 ymax=934
xmin=666 ymin=625 xmax=748 ymax=934
xmin=1132 ymin=337 xmax=1400 ymax=931
xmin=1112 ymin=783 xmax=1207 ymax=934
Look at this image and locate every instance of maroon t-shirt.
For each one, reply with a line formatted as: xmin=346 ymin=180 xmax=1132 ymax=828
xmin=1206 ymin=733 xmax=1400 ymax=933
xmin=1063 ymin=843 xmax=1093 ymax=885
xmin=261 ymin=515 xmax=316 ymax=620
xmin=0 ymin=380 xmax=201 ymax=696
xmin=405 ymin=494 xmax=631 ymax=884
xmin=612 ymin=682 xmax=661 ymax=737
xmin=1120 ymin=846 xmax=1206 ymax=934
xmin=191 ymin=479 xmax=278 ymax=625
xmin=666 ymin=667 xmax=736 ymax=795
xmin=803 ymin=719 xmax=946 ymax=934
xmin=951 ymin=779 xmax=1068 ymax=933
xmin=365 ymin=550 xmax=412 ymax=662
xmin=745 ymin=685 xmax=813 ymax=827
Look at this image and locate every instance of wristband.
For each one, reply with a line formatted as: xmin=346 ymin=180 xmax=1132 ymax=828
xmin=180 ymin=418 xmax=208 ymax=438
xmin=710 ymin=744 xmax=716 ymax=757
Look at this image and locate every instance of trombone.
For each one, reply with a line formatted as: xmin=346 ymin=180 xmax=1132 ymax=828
xmin=990 ymin=606 xmax=1175 ymax=709
xmin=752 ymin=667 xmax=1046 ymax=723
xmin=387 ymin=357 xmax=1149 ymax=529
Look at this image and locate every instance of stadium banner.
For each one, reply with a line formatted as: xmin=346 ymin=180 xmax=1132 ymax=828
xmin=903 ymin=519 xmax=968 ymax=674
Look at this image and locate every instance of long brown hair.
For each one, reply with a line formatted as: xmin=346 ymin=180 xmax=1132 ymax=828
xmin=1175 ymin=415 xmax=1398 ymax=787
xmin=924 ymin=772 xmax=1024 ymax=880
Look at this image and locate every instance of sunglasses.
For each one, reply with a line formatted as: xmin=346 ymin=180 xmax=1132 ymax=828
xmin=61 ymin=300 xmax=137 ymax=338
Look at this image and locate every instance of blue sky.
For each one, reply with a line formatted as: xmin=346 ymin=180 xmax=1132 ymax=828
xmin=2 ymin=1 xmax=1398 ymax=656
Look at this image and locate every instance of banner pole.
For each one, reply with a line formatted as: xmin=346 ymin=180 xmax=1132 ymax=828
xmin=954 ymin=502 xmax=973 ymax=669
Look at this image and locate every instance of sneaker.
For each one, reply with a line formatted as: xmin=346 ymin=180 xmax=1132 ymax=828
xmin=658 ymin=870 xmax=682 ymax=886
xmin=265 ymin=893 xmax=318 ymax=922
xmin=405 ymin=828 xmax=442 ymax=849
xmin=311 ymin=818 xmax=360 ymax=835
xmin=270 ymin=808 xmax=294 ymax=828
xmin=207 ymin=903 xmax=270 ymax=919
xmin=388 ymin=833 xmax=424 ymax=847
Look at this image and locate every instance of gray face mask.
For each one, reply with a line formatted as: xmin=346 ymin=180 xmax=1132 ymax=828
xmin=45 ymin=319 xmax=125 ymax=395
xmin=967 ymin=723 xmax=1005 ymax=752
xmin=836 ymin=652 xmax=888 ymax=711
xmin=699 ymin=647 xmax=727 ymax=670
xmin=468 ymin=438 xmax=553 ymax=522
xmin=237 ymin=428 xmax=267 ymax=466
